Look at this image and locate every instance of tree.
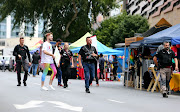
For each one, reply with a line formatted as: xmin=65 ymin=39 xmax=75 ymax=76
xmin=0 ymin=0 xmax=117 ymax=42
xmin=94 ymin=12 xmax=149 ymax=47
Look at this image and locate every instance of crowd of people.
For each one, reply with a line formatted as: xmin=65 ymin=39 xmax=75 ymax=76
xmin=11 ymin=32 xmax=119 ymax=93
xmin=1 ymin=32 xmax=178 ymax=98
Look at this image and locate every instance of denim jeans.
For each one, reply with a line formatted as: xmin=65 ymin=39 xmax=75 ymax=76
xmin=57 ymin=67 xmax=62 ymax=84
xmin=83 ymin=62 xmax=95 ymax=89
xmin=32 ymin=64 xmax=38 ymax=76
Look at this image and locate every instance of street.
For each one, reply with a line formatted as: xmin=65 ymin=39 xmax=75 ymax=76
xmin=0 ymin=71 xmax=180 ymax=112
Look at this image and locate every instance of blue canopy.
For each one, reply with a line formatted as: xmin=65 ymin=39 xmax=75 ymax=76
xmin=143 ymin=23 xmax=180 ymax=44
xmin=71 ymin=41 xmax=124 ymax=55
xmin=171 ymin=36 xmax=180 ymax=45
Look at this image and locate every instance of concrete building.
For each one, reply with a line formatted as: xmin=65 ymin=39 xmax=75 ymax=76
xmin=0 ymin=15 xmax=44 ymax=55
xmin=0 ymin=15 xmax=44 ymax=39
xmin=126 ymin=0 xmax=180 ymax=27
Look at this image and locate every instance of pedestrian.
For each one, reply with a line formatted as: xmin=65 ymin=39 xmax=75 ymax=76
xmin=9 ymin=57 xmax=13 ymax=72
xmin=1 ymin=57 xmax=6 ymax=72
xmin=78 ymin=37 xmax=98 ymax=93
xmin=99 ymin=53 xmax=105 ymax=81
xmin=32 ymin=50 xmax=40 ymax=77
xmin=60 ymin=42 xmax=74 ymax=88
xmin=13 ymin=37 xmax=32 ymax=86
xmin=41 ymin=32 xmax=57 ymax=91
xmin=153 ymin=41 xmax=178 ymax=98
xmin=112 ymin=55 xmax=118 ymax=81
xmin=53 ymin=39 xmax=63 ymax=87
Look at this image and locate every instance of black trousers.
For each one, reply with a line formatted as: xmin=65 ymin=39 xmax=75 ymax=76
xmin=61 ymin=65 xmax=71 ymax=86
xmin=99 ymin=68 xmax=104 ymax=79
xmin=113 ymin=66 xmax=118 ymax=80
xmin=16 ymin=61 xmax=29 ymax=84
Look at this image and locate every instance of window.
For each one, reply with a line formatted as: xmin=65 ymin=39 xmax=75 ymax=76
xmin=152 ymin=0 xmax=161 ymax=8
xmin=142 ymin=11 xmax=147 ymax=16
xmin=161 ymin=2 xmax=171 ymax=12
xmin=127 ymin=10 xmax=130 ymax=15
xmin=173 ymin=0 xmax=180 ymax=7
xmin=149 ymin=7 xmax=158 ymax=16
xmin=132 ymin=6 xmax=140 ymax=15
xmin=0 ymin=41 xmax=5 ymax=46
xmin=142 ymin=2 xmax=150 ymax=13
xmin=136 ymin=1 xmax=141 ymax=6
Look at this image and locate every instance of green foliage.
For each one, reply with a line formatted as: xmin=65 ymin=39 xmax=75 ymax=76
xmin=94 ymin=12 xmax=149 ymax=47
xmin=0 ymin=0 xmax=117 ymax=42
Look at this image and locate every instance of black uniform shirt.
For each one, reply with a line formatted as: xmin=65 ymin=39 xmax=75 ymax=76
xmin=60 ymin=49 xmax=73 ymax=65
xmin=78 ymin=45 xmax=97 ymax=63
xmin=156 ymin=49 xmax=176 ymax=68
xmin=13 ymin=44 xmax=31 ymax=62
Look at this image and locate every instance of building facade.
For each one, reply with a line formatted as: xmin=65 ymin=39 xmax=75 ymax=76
xmin=0 ymin=15 xmax=44 ymax=39
xmin=126 ymin=0 xmax=180 ymax=27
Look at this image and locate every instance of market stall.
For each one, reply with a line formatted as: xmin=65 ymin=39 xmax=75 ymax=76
xmin=124 ymin=36 xmax=144 ymax=88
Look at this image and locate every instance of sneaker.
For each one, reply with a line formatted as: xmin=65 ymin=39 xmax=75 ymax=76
xmin=85 ymin=88 xmax=90 ymax=93
xmin=41 ymin=86 xmax=48 ymax=91
xmin=49 ymin=85 xmax=55 ymax=90
xmin=58 ymin=84 xmax=63 ymax=86
xmin=163 ymin=93 xmax=168 ymax=98
xmin=96 ymin=84 xmax=99 ymax=87
xmin=17 ymin=84 xmax=21 ymax=86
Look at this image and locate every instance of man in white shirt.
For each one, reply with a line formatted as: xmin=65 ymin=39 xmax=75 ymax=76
xmin=1 ymin=57 xmax=6 ymax=72
xmin=41 ymin=32 xmax=57 ymax=91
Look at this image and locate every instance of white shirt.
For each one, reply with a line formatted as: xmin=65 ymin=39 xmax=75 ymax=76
xmin=41 ymin=41 xmax=54 ymax=64
xmin=1 ymin=59 xmax=5 ymax=65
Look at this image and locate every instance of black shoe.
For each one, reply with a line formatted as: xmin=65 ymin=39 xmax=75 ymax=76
xmin=163 ymin=93 xmax=168 ymax=98
xmin=23 ymin=82 xmax=27 ymax=86
xmin=85 ymin=88 xmax=90 ymax=93
xmin=63 ymin=83 xmax=67 ymax=88
xmin=17 ymin=84 xmax=21 ymax=86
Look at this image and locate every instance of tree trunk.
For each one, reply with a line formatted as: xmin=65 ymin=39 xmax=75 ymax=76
xmin=123 ymin=0 xmax=127 ymax=12
xmin=62 ymin=0 xmax=78 ymax=38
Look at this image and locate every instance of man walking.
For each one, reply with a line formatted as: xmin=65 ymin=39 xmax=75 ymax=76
xmin=53 ymin=39 xmax=63 ymax=86
xmin=60 ymin=43 xmax=74 ymax=88
xmin=13 ymin=37 xmax=31 ymax=86
xmin=32 ymin=50 xmax=40 ymax=77
xmin=41 ymin=32 xmax=57 ymax=91
xmin=153 ymin=41 xmax=178 ymax=98
xmin=112 ymin=55 xmax=118 ymax=81
xmin=1 ymin=57 xmax=6 ymax=72
xmin=78 ymin=37 xmax=98 ymax=93
xmin=99 ymin=53 xmax=105 ymax=80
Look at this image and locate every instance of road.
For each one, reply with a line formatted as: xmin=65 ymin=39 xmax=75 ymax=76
xmin=0 ymin=71 xmax=180 ymax=112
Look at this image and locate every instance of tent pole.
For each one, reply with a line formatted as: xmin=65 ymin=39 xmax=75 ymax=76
xmin=126 ymin=47 xmax=130 ymax=88
xmin=123 ymin=46 xmax=126 ymax=86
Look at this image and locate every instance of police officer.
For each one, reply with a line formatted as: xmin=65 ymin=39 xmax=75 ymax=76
xmin=78 ymin=37 xmax=98 ymax=93
xmin=13 ymin=37 xmax=31 ymax=86
xmin=153 ymin=41 xmax=178 ymax=98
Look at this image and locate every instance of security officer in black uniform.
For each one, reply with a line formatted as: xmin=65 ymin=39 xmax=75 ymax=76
xmin=13 ymin=37 xmax=31 ymax=86
xmin=78 ymin=37 xmax=98 ymax=93
xmin=153 ymin=41 xmax=178 ymax=98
